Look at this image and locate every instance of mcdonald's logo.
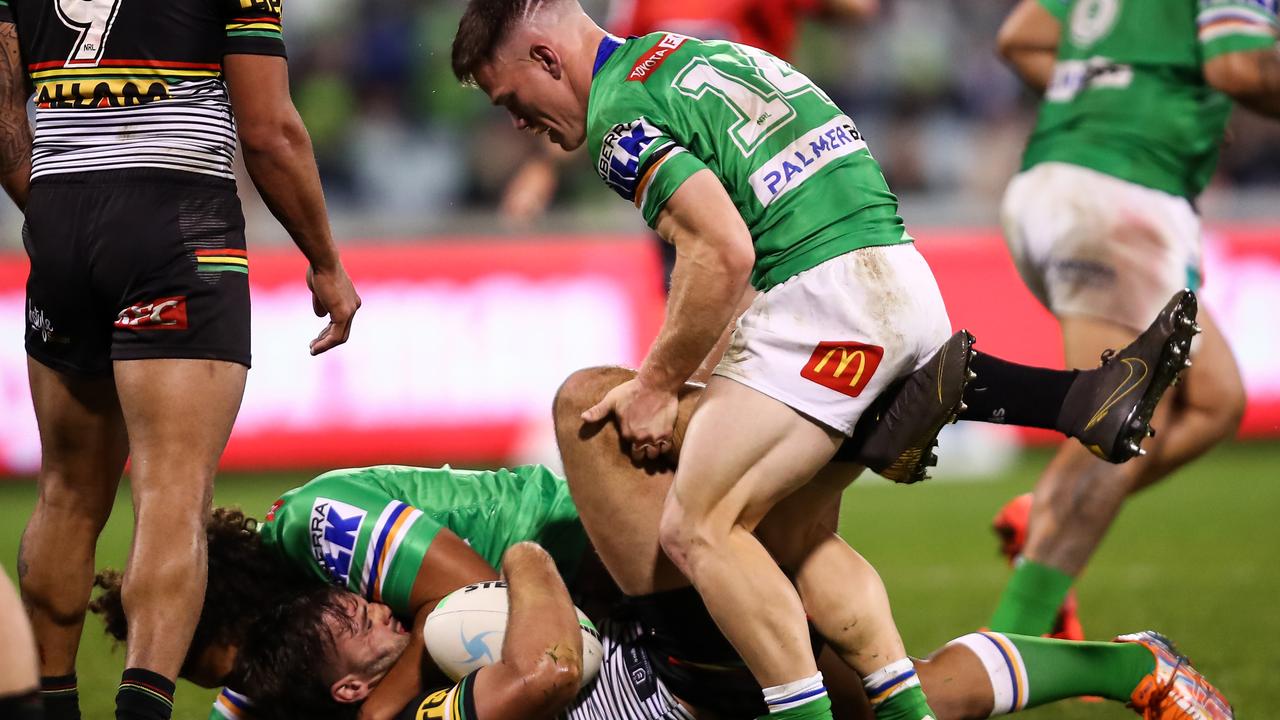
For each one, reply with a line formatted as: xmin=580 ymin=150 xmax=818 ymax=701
xmin=800 ymin=341 xmax=884 ymax=398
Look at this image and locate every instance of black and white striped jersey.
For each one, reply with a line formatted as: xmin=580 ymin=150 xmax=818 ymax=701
xmin=0 ymin=0 xmax=285 ymax=181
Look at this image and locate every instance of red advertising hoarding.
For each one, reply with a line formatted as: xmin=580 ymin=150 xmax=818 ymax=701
xmin=0 ymin=228 xmax=1275 ymax=475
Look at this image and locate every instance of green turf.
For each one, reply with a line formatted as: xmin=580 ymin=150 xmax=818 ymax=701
xmin=1 ymin=443 xmax=1277 ymax=719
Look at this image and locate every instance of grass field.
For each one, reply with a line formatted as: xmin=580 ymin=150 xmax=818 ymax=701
xmin=1 ymin=442 xmax=1277 ymax=719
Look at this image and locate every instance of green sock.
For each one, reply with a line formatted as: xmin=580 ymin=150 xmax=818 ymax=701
xmin=950 ymin=632 xmax=1155 ymax=713
xmin=873 ymin=686 xmax=937 ymax=720
xmin=757 ymin=693 xmax=832 ymax=719
xmin=988 ymin=558 xmax=1073 ymax=635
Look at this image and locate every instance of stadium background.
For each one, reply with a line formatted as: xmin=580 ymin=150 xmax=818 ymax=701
xmin=1 ymin=0 xmax=1278 ymax=717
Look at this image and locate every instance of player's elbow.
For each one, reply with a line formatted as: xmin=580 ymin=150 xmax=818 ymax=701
xmin=713 ymin=230 xmax=755 ymax=287
xmin=1203 ymin=51 xmax=1269 ymax=100
xmin=995 ymin=23 xmax=1032 ymax=66
xmin=518 ymin=650 xmax=582 ymax=713
xmin=237 ymin=111 xmax=312 ymax=159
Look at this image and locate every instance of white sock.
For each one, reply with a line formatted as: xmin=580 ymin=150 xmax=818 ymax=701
xmin=862 ymin=657 xmax=920 ymax=707
xmin=763 ymin=671 xmax=827 ymax=714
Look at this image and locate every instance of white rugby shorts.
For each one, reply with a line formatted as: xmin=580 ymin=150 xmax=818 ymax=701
xmin=1001 ymin=161 xmax=1202 ymax=333
xmin=712 ymin=243 xmax=952 ymax=436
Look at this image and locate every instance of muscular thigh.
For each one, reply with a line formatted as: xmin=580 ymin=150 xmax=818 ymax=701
xmin=671 ymin=376 xmax=843 ymax=535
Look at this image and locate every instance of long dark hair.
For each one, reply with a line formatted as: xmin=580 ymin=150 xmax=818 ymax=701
xmin=233 ymin=584 xmax=362 ymax=720
xmin=89 ymin=506 xmax=313 ymax=677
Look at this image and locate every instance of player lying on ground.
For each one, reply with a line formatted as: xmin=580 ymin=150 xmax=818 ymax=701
xmin=240 ymin=543 xmax=588 ymax=720
xmin=92 ymin=463 xmax=1232 ymax=720
xmin=981 ymin=0 xmax=1277 ymax=642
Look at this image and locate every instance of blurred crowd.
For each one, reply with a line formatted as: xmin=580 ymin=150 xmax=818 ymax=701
xmin=3 ymin=0 xmax=1279 ymax=244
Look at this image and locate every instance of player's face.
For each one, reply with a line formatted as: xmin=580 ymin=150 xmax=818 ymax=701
xmin=475 ymin=47 xmax=587 ymax=151
xmin=325 ymin=594 xmax=412 ymax=702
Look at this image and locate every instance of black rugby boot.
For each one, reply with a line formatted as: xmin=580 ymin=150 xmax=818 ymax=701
xmin=839 ymin=329 xmax=976 ymax=483
xmin=1058 ymin=289 xmax=1199 ymax=462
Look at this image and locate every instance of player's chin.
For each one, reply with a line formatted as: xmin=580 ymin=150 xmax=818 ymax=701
xmin=553 ymin=129 xmax=586 ymax=151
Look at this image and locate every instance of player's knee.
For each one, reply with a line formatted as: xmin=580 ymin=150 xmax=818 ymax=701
xmin=553 ymin=366 xmax=634 ymax=420
xmin=913 ymin=657 xmax=988 ymax=720
xmin=658 ymin=502 xmax=718 ymax=574
xmin=33 ymin=473 xmax=115 ymax=530
xmin=658 ymin=504 xmax=693 ymax=570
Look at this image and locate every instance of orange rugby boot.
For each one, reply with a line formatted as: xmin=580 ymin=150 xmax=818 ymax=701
xmin=1117 ymin=631 xmax=1234 ymax=720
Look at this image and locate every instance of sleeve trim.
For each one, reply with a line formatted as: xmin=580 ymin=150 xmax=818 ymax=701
xmin=635 ymin=146 xmax=683 ymax=209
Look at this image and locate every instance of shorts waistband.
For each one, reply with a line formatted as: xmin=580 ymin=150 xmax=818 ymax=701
xmin=31 ymin=168 xmax=236 ymax=190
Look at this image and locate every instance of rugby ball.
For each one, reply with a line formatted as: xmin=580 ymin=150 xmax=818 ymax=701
xmin=423 ymin=581 xmax=603 ymax=689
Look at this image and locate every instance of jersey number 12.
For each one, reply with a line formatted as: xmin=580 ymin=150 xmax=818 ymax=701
xmin=55 ymin=0 xmax=124 ymax=68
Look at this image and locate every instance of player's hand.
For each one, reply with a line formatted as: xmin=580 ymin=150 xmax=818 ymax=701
xmin=306 ymin=262 xmax=361 ymax=355
xmin=582 ymin=378 xmax=679 ymax=461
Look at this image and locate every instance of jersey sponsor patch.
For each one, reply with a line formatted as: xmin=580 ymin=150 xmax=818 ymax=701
xmin=310 ymin=498 xmax=367 ymax=586
xmin=113 ymin=296 xmax=188 ymax=330
xmin=1045 ymin=59 xmax=1133 ymax=103
xmin=747 ymin=115 xmax=866 ymax=208
xmin=627 ymin=33 xmax=688 ymax=82
xmin=597 ymin=118 xmax=673 ymax=201
xmin=800 ymin=341 xmax=883 ymax=398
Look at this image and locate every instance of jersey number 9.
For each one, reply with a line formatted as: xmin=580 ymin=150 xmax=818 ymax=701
xmin=55 ymin=0 xmax=124 ymax=68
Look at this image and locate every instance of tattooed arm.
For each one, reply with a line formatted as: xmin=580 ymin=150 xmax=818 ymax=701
xmin=0 ymin=22 xmax=30 ymax=210
xmin=1204 ymin=45 xmax=1280 ymax=119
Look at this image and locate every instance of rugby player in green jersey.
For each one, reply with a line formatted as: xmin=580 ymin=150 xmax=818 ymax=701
xmin=987 ymin=0 xmax=1279 ymax=643
xmin=447 ymin=2 xmax=1202 ymax=719
xmin=88 ymin=457 xmax=1231 ymax=720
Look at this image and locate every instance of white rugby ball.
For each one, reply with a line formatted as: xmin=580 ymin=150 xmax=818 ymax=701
xmin=423 ymin=581 xmax=603 ymax=689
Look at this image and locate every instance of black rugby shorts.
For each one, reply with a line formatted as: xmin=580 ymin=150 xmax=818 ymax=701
xmin=23 ymin=169 xmax=251 ymax=374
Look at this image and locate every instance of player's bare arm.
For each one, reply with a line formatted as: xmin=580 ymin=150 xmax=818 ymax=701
xmin=467 ymin=543 xmax=583 ymax=719
xmin=360 ymin=530 xmax=502 ymax=720
xmin=223 ymin=54 xmax=360 ymax=355
xmin=583 ymin=170 xmax=754 ymax=460
xmin=0 ymin=21 xmax=29 ymax=210
xmin=996 ymin=0 xmax=1061 ymax=93
xmin=1204 ymin=44 xmax=1280 ymax=117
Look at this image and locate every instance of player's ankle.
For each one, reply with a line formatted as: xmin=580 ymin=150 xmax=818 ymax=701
xmin=864 ymin=659 xmax=937 ymax=720
xmin=115 ymin=668 xmax=175 ymax=720
xmin=40 ymin=673 xmax=80 ymax=720
xmin=761 ymin=672 xmax=831 ymax=718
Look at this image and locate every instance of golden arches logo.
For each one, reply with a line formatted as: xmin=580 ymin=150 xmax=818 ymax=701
xmin=801 ymin=341 xmax=884 ymax=398
xmin=812 ymin=346 xmax=870 ymax=388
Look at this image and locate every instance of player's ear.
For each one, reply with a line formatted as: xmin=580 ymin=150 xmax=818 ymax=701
xmin=331 ymin=675 xmax=372 ymax=704
xmin=530 ymin=44 xmax=564 ymax=80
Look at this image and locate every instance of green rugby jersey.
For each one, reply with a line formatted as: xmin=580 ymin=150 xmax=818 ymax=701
xmin=211 ymin=464 xmax=588 ymax=720
xmin=257 ymin=464 xmax=588 ymax=618
xmin=1023 ymin=0 xmax=1279 ymax=198
xmin=587 ymin=33 xmax=911 ymax=291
